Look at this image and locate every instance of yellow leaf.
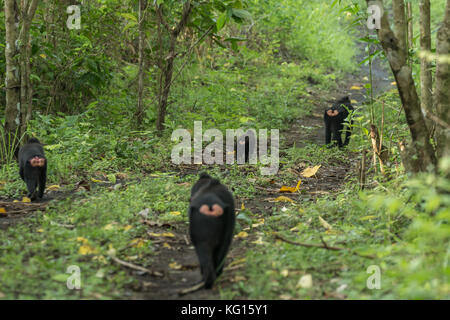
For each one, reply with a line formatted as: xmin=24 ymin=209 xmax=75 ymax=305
xmin=163 ymin=242 xmax=172 ymax=249
xmin=391 ymin=81 xmax=396 ymax=85
xmin=228 ymin=258 xmax=246 ymax=269
xmin=103 ymin=223 xmax=115 ymax=230
xmin=161 ymin=232 xmax=174 ymax=237
xmin=13 ymin=200 xmax=19 ymax=203
xmin=301 ymin=165 xmax=321 ymax=178
xmin=40 ymin=53 xmax=47 ymax=59
xmin=169 ymin=262 xmax=182 ymax=270
xmin=37 ymin=228 xmax=44 ymax=233
xmin=91 ymin=178 xmax=102 ymax=183
xmin=274 ymin=196 xmax=294 ymax=203
xmin=0 ymin=208 xmax=6 ymax=214
xmin=318 ymin=216 xmax=332 ymax=230
xmin=79 ymin=244 xmax=98 ymax=255
xmin=279 ymin=180 xmax=302 ymax=193
xmin=350 ymin=85 xmax=361 ymax=90
xmin=351 ymin=99 xmax=358 ymax=104
xmin=169 ymin=211 xmax=181 ymax=216
xmin=235 ymin=231 xmax=248 ymax=239
xmin=76 ymin=237 xmax=89 ymax=244
xmin=46 ymin=184 xmax=60 ymax=191
xmin=130 ymin=238 xmax=146 ymax=248
xmin=149 ymin=232 xmax=175 ymax=238
xmin=281 ymin=269 xmax=289 ymax=277
xmin=123 ymin=225 xmax=133 ymax=231
xmin=22 ymin=197 xmax=31 ymax=203
xmin=251 ymin=236 xmax=265 ymax=245
xmin=241 ymin=203 xmax=245 ymax=210
xmin=252 ymin=218 xmax=265 ymax=228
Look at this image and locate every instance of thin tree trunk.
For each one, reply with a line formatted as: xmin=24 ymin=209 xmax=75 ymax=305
xmin=136 ymin=0 xmax=147 ymax=126
xmin=407 ymin=2 xmax=413 ymax=55
xmin=4 ymin=0 xmax=20 ymax=142
xmin=366 ymin=0 xmax=437 ymax=172
xmin=434 ymin=0 xmax=450 ymax=159
xmin=419 ymin=0 xmax=433 ymax=123
xmin=18 ymin=0 xmax=40 ymax=138
xmin=4 ymin=0 xmax=39 ymax=150
xmin=155 ymin=1 xmax=192 ymax=133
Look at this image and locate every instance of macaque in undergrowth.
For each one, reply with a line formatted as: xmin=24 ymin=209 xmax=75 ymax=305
xmin=188 ymin=173 xmax=235 ymax=289
xmin=324 ymin=96 xmax=354 ymax=147
xmin=18 ymin=138 xmax=47 ymax=201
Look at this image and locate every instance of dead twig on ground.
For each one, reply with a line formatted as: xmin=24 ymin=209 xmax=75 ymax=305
xmin=110 ymin=256 xmax=164 ymax=277
xmin=178 ymin=282 xmax=204 ymax=296
xmin=274 ymin=233 xmax=375 ymax=259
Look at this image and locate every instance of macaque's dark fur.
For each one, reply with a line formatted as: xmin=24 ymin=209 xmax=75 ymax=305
xmin=324 ymin=96 xmax=354 ymax=147
xmin=189 ymin=173 xmax=235 ymax=289
xmin=18 ymin=138 xmax=47 ymax=200
xmin=236 ymin=130 xmax=257 ymax=163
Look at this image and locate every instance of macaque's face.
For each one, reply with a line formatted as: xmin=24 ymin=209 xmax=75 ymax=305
xmin=327 ymin=109 xmax=339 ymax=117
xmin=198 ymin=204 xmax=224 ymax=217
xmin=29 ymin=156 xmax=46 ymax=167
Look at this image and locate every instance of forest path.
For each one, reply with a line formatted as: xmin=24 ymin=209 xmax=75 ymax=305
xmin=131 ymin=44 xmax=393 ymax=299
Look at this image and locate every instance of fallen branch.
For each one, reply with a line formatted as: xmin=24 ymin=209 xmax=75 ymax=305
xmin=274 ymin=233 xmax=375 ymax=259
xmin=110 ymin=256 xmax=163 ymax=277
xmin=0 ymin=201 xmax=46 ymax=207
xmin=178 ymin=281 xmax=204 ymax=296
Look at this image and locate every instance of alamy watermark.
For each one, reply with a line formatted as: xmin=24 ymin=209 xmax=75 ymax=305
xmin=66 ymin=265 xmax=81 ymax=290
xmin=367 ymin=1 xmax=383 ymax=30
xmin=67 ymin=5 xmax=81 ymax=30
xmin=171 ymin=121 xmax=279 ymax=175
xmin=366 ymin=265 xmax=381 ymax=289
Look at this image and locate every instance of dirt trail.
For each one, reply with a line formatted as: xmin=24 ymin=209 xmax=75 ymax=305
xmin=130 ymin=39 xmax=393 ymax=300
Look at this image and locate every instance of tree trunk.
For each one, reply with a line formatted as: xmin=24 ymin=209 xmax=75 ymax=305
xmin=419 ymin=0 xmax=433 ymax=122
xmin=407 ymin=2 xmax=413 ymax=54
xmin=434 ymin=0 xmax=450 ymax=159
xmin=155 ymin=1 xmax=192 ymax=133
xmin=4 ymin=0 xmax=20 ymax=142
xmin=366 ymin=0 xmax=437 ymax=172
xmin=19 ymin=1 xmax=39 ymax=138
xmin=4 ymin=0 xmax=40 ymax=151
xmin=136 ymin=0 xmax=147 ymax=126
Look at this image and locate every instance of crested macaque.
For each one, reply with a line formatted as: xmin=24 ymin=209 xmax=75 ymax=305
xmin=236 ymin=129 xmax=257 ymax=164
xmin=188 ymin=173 xmax=235 ymax=289
xmin=324 ymin=96 xmax=354 ymax=147
xmin=18 ymin=138 xmax=47 ymax=201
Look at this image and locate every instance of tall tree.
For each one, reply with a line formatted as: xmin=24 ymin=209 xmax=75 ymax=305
xmin=434 ymin=0 xmax=450 ymax=159
xmin=136 ymin=0 xmax=148 ymax=126
xmin=419 ymin=0 xmax=433 ymax=124
xmin=4 ymin=0 xmax=40 ymax=148
xmin=155 ymin=0 xmax=192 ymax=132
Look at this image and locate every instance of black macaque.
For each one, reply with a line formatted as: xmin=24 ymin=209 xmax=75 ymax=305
xmin=18 ymin=138 xmax=47 ymax=201
xmin=188 ymin=173 xmax=235 ymax=289
xmin=324 ymin=96 xmax=354 ymax=147
xmin=236 ymin=129 xmax=257 ymax=164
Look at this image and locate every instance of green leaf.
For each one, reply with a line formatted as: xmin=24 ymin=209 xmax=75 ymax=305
xmin=216 ymin=11 xmax=228 ymax=31
xmin=120 ymin=13 xmax=137 ymax=22
xmin=52 ymin=274 xmax=69 ymax=282
xmin=231 ymin=8 xmax=251 ymax=20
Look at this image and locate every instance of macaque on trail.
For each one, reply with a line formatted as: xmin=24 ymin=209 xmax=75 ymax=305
xmin=188 ymin=173 xmax=235 ymax=289
xmin=18 ymin=138 xmax=47 ymax=200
